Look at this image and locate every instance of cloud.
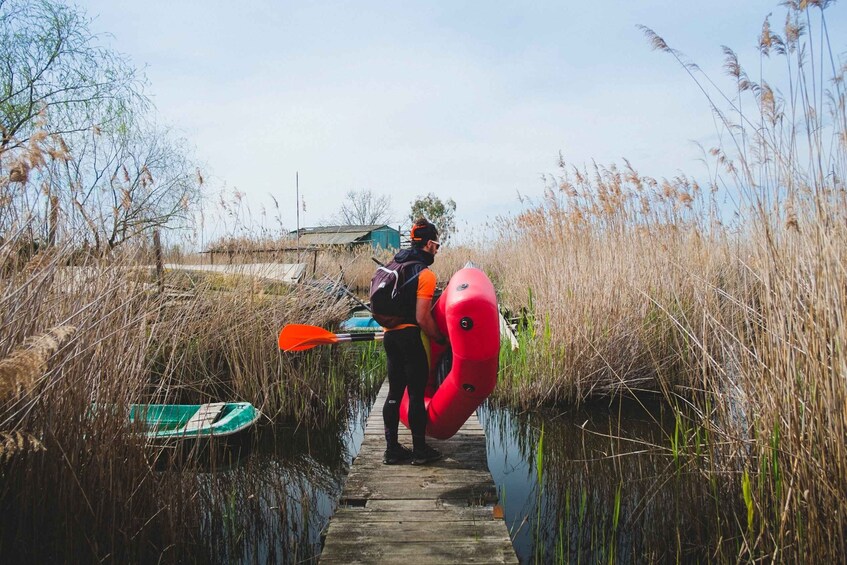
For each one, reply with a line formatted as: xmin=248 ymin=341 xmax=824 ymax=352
xmin=83 ymin=0 xmax=842 ymax=241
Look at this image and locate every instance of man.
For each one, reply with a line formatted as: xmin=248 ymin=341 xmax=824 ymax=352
xmin=382 ymin=218 xmax=447 ymax=466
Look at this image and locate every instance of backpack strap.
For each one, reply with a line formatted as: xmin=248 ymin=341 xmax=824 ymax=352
xmin=396 ymin=260 xmax=426 ymax=294
xmin=376 ymin=265 xmax=403 ymax=298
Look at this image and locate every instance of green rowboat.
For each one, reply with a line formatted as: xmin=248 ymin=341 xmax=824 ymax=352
xmin=130 ymin=402 xmax=260 ymax=439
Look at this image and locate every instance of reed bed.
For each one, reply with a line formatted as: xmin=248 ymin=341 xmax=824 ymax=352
xmin=0 ymin=234 xmax=365 ymax=561
xmin=146 ymin=266 xmax=353 ymax=419
xmin=483 ymin=2 xmax=847 ymax=560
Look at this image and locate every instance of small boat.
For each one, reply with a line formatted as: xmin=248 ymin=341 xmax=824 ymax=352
xmin=340 ymin=311 xmax=382 ymax=331
xmin=130 ymin=402 xmax=261 ymax=440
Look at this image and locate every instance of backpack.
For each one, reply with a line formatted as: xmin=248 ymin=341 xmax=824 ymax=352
xmin=369 ymin=259 xmax=425 ymax=328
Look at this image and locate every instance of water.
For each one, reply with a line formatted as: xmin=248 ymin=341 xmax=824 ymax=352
xmin=194 ymin=390 xmax=732 ymax=563
xmin=194 ymin=394 xmax=372 ymax=564
xmin=481 ymin=397 xmax=730 ymax=563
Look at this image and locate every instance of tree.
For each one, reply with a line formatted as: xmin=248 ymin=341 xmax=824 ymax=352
xmin=409 ymin=193 xmax=456 ymax=243
xmin=334 ymin=189 xmax=393 ymax=225
xmin=59 ymin=117 xmax=201 ymax=250
xmin=0 ymin=0 xmax=202 ymax=250
xmin=0 ymin=0 xmax=141 ymax=153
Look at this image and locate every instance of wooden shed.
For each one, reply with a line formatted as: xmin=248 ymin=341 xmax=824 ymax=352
xmin=290 ymin=225 xmax=401 ymax=250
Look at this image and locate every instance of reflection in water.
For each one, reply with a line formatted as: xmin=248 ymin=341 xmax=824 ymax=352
xmin=184 ymin=388 xmax=737 ymax=563
xmin=481 ymin=397 xmax=735 ymax=563
xmin=193 ymin=393 xmax=372 ymax=564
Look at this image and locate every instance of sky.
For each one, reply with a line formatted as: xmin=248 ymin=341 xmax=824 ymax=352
xmin=78 ymin=0 xmax=847 ymax=243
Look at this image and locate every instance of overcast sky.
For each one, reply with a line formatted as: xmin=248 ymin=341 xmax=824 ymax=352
xmin=79 ymin=1 xmax=846 ymax=242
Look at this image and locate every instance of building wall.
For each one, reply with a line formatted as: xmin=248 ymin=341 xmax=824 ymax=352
xmin=367 ymin=226 xmax=400 ymax=250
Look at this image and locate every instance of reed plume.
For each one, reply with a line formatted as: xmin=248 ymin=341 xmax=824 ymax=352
xmin=0 ymin=325 xmax=77 ymax=399
xmin=0 ymin=431 xmax=45 ymax=462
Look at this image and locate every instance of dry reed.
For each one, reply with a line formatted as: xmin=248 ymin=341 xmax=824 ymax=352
xmin=0 ymin=325 xmax=77 ymax=399
xmin=0 ymin=230 xmax=362 ymax=561
xmin=0 ymin=431 xmax=45 ymax=461
xmin=483 ymin=2 xmax=847 ymax=560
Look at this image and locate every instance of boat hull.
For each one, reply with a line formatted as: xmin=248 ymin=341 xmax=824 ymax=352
xmin=130 ymin=402 xmax=261 ymax=440
xmin=340 ymin=313 xmax=382 ymax=331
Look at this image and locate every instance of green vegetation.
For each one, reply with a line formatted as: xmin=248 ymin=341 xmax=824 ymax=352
xmin=409 ymin=193 xmax=457 ymax=243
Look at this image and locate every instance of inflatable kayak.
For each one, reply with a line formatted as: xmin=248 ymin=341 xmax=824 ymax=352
xmin=399 ymin=264 xmax=500 ymax=439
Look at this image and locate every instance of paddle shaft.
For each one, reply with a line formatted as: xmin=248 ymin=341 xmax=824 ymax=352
xmin=335 ymin=332 xmax=384 ymax=343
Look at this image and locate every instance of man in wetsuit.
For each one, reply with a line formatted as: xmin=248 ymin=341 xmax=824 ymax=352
xmin=382 ymin=218 xmax=447 ymax=466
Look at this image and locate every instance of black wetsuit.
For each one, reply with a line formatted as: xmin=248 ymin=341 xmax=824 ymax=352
xmin=383 ymin=326 xmax=429 ymax=449
xmin=381 ymin=248 xmax=434 ymax=451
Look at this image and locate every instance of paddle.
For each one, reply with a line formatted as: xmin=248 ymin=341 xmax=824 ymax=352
xmin=278 ymin=324 xmax=384 ymax=352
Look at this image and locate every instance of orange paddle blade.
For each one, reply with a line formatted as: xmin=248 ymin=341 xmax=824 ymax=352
xmin=278 ymin=324 xmax=338 ymax=351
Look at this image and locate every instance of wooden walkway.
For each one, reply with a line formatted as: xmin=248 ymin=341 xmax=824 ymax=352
xmin=320 ymin=381 xmax=518 ymax=564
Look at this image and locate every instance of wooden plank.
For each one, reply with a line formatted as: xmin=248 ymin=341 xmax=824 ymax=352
xmin=330 ymin=507 xmax=495 ymax=522
xmin=499 ymin=309 xmax=519 ymax=350
xmin=340 ymin=483 xmax=498 ymax=503
xmin=182 ymin=402 xmax=226 ymax=432
xmin=347 ymin=464 xmax=490 ymax=476
xmin=320 ymin=540 xmax=517 ymax=564
xmin=326 ymin=520 xmax=509 ymax=540
xmin=363 ymin=421 xmax=485 ymax=432
xmin=351 ymin=452 xmax=489 ymax=466
xmin=344 ymin=498 xmax=486 ymax=512
xmin=320 ymin=380 xmax=518 ymax=564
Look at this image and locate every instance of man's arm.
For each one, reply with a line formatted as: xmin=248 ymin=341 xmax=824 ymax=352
xmin=416 ymin=297 xmax=447 ymax=345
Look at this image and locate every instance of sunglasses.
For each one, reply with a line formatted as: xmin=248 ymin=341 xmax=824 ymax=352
xmin=431 ymin=241 xmax=441 ymax=249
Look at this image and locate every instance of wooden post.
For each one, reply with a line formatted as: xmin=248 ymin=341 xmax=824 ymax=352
xmin=153 ymin=229 xmax=164 ymax=294
xmin=48 ymin=194 xmax=59 ymax=246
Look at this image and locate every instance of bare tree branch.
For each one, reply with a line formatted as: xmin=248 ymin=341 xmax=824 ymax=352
xmin=334 ymin=189 xmax=393 ymax=225
xmin=0 ymin=0 xmax=142 ymax=153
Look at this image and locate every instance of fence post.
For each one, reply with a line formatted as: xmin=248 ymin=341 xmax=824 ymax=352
xmin=153 ymin=229 xmax=164 ymax=295
xmin=48 ymin=194 xmax=59 ymax=246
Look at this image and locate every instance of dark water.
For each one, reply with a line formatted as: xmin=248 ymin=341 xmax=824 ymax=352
xmin=480 ymin=397 xmax=725 ymax=563
xmin=194 ymin=396 xmax=371 ymax=564
xmin=197 ymin=392 xmax=729 ymax=564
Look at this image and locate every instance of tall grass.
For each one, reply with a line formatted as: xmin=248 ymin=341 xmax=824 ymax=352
xmin=0 ymin=231 xmax=365 ymax=561
xmin=490 ymin=162 xmax=730 ymax=405
xmin=487 ymin=1 xmax=847 ymax=561
xmin=146 ymin=265 xmax=353 ymax=419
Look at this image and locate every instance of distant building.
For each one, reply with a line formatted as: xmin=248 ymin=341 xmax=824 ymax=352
xmin=290 ymin=224 xmax=401 ymax=250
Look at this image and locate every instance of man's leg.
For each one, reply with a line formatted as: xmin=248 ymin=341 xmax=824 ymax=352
xmin=405 ymin=331 xmax=442 ymax=465
xmin=405 ymin=332 xmax=430 ymax=451
xmin=382 ymin=330 xmax=413 ymax=464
